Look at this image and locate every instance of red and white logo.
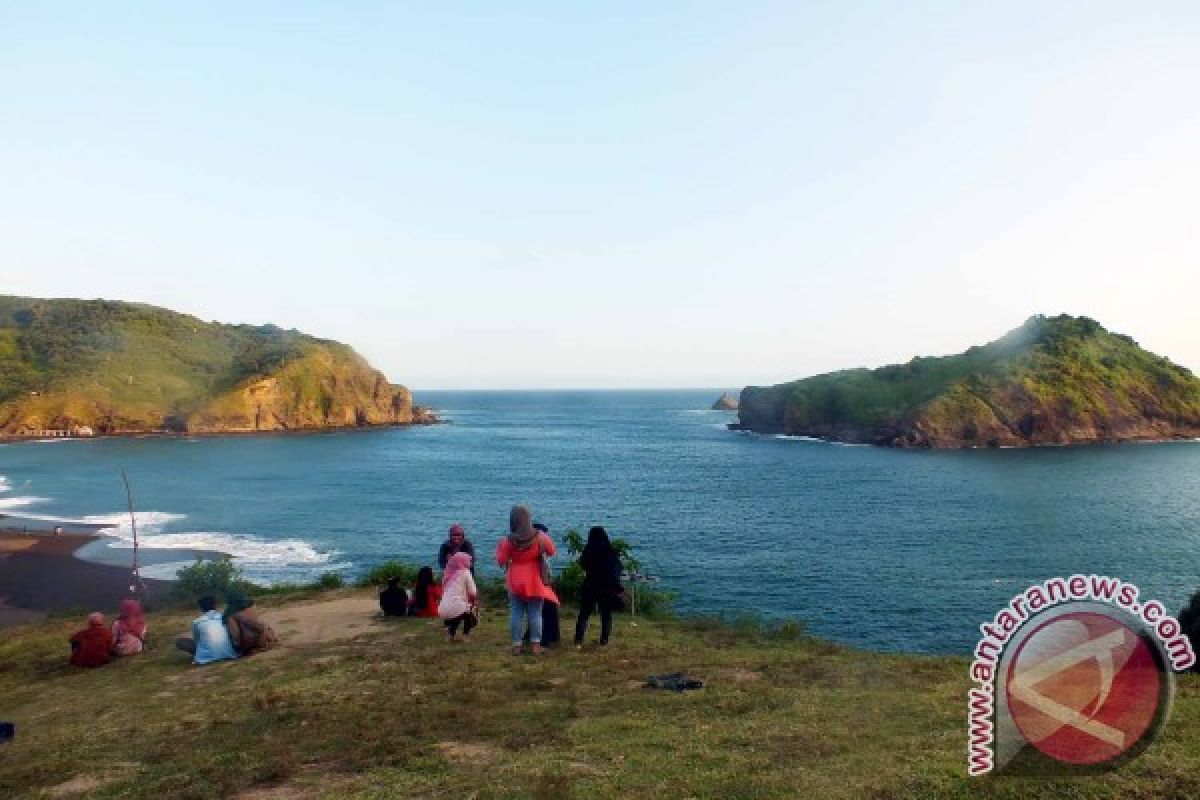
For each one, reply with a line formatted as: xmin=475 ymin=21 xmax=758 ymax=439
xmin=1005 ymin=611 xmax=1164 ymax=766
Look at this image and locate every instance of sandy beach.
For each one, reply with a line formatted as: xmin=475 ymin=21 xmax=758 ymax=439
xmin=0 ymin=530 xmax=174 ymax=627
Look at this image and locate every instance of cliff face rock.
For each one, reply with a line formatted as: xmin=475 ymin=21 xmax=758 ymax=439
xmin=736 ymin=315 xmax=1200 ymax=448
xmin=711 ymin=392 xmax=739 ymax=411
xmin=0 ymin=296 xmax=427 ymax=436
xmin=183 ymin=347 xmax=415 ymax=434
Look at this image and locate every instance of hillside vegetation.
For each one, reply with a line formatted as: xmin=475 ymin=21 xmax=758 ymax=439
xmin=737 ymin=315 xmax=1200 ymax=447
xmin=0 ymin=296 xmax=421 ymax=435
xmin=3 ymin=590 xmax=1200 ymax=799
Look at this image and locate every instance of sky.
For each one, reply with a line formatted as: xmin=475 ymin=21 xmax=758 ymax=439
xmin=2 ymin=2 xmax=1198 ymax=389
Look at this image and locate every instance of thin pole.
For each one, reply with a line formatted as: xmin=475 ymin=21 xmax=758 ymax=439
xmin=121 ymin=469 xmax=147 ymax=597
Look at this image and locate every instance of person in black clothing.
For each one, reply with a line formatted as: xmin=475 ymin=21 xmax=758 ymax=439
xmin=437 ymin=524 xmax=476 ymax=572
xmin=574 ymin=526 xmax=623 ymax=647
xmin=379 ymin=577 xmax=409 ymax=617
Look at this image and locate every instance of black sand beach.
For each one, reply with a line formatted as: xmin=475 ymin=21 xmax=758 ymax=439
xmin=0 ymin=531 xmax=174 ymax=627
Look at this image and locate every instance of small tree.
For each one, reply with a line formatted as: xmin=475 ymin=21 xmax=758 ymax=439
xmin=557 ymin=528 xmax=671 ymax=615
xmin=174 ymin=556 xmax=245 ymax=600
xmin=317 ymin=571 xmax=345 ymax=589
xmin=356 ymin=560 xmax=420 ymax=588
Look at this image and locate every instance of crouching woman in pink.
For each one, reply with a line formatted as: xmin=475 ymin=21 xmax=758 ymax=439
xmin=496 ymin=505 xmax=558 ymax=655
xmin=438 ymin=552 xmax=479 ymax=641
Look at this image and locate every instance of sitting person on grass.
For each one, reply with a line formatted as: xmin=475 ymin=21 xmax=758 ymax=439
xmin=411 ymin=566 xmax=443 ymax=618
xmin=111 ymin=597 xmax=148 ymax=656
xmin=379 ymin=576 xmax=410 ymax=617
xmin=223 ymin=589 xmax=278 ymax=656
xmin=69 ymin=612 xmax=114 ymax=668
xmin=175 ymin=595 xmax=239 ymax=665
xmin=438 ymin=552 xmax=479 ymax=641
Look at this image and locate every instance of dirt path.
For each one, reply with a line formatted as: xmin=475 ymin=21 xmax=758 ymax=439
xmin=260 ymin=593 xmax=386 ymax=647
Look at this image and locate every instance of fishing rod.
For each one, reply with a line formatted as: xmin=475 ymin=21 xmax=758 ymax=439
xmin=121 ymin=468 xmax=148 ymax=598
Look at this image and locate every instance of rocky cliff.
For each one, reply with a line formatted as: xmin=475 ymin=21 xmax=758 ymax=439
xmin=0 ymin=296 xmax=430 ymax=436
xmin=736 ymin=315 xmax=1200 ymax=448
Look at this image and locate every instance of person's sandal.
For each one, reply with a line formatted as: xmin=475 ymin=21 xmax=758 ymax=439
xmin=511 ymin=645 xmax=523 ymax=656
xmin=531 ymin=643 xmax=544 ymax=655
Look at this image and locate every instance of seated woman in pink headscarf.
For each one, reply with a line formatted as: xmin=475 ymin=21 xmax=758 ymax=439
xmin=111 ymin=598 xmax=148 ymax=656
xmin=69 ymin=613 xmax=114 ymax=668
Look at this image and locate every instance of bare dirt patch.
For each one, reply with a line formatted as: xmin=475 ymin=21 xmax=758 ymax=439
xmin=261 ymin=595 xmax=384 ymax=648
xmin=436 ymin=740 xmax=503 ymax=766
xmin=46 ymin=763 xmax=140 ymax=797
xmin=723 ymin=667 xmax=764 ymax=684
xmin=234 ymin=787 xmax=314 ymax=800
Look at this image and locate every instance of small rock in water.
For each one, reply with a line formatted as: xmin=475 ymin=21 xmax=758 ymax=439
xmin=711 ymin=392 xmax=739 ymax=411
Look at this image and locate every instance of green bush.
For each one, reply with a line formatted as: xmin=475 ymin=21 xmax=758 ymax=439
xmin=317 ymin=571 xmax=345 ymax=589
xmin=174 ymin=556 xmax=247 ymax=600
xmin=356 ymin=560 xmax=420 ymax=588
xmin=554 ymin=529 xmax=673 ymax=617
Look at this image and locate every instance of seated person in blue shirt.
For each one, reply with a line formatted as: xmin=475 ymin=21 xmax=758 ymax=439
xmin=175 ymin=595 xmax=239 ymax=665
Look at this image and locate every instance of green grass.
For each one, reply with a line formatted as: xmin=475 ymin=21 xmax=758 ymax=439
xmin=2 ymin=589 xmax=1199 ymax=799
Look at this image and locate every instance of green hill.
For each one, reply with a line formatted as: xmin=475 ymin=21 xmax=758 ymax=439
xmin=737 ymin=315 xmax=1200 ymax=447
xmin=0 ymin=296 xmax=426 ymax=436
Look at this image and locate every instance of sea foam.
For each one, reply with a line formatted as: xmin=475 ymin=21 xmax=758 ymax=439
xmin=0 ymin=495 xmax=48 ymax=509
xmin=79 ymin=511 xmax=334 ymax=568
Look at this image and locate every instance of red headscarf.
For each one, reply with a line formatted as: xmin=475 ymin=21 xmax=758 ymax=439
xmin=116 ymin=598 xmax=147 ymax=638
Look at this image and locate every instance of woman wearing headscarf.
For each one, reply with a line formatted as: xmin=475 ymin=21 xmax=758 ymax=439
xmin=438 ymin=552 xmax=479 ymax=641
xmin=223 ymin=589 xmax=278 ymax=656
xmin=111 ymin=598 xmax=148 ymax=656
xmin=574 ymin=526 xmax=624 ymax=647
xmin=69 ymin=612 xmax=114 ymax=668
xmin=495 ymin=505 xmax=558 ymax=655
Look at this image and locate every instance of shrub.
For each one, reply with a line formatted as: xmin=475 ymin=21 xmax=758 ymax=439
xmin=556 ymin=528 xmax=672 ymax=617
xmin=317 ymin=571 xmax=345 ymax=589
xmin=174 ymin=556 xmax=246 ymax=600
xmin=356 ymin=560 xmax=420 ymax=588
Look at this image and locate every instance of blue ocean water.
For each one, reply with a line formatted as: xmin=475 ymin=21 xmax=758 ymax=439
xmin=2 ymin=389 xmax=1199 ymax=655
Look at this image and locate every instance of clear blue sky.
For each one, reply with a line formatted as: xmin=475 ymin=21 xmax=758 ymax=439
xmin=3 ymin=2 xmax=1198 ymax=388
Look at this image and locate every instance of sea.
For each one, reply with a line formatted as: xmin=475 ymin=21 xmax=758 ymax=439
xmin=2 ymin=389 xmax=1199 ymax=655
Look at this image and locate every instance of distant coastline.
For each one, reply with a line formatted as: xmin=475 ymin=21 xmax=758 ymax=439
xmin=727 ymin=425 xmax=1200 ymax=449
xmin=0 ymin=409 xmax=441 ymax=445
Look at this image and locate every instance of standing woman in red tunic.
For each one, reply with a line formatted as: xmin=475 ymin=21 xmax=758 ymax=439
xmin=496 ymin=505 xmax=558 ymax=655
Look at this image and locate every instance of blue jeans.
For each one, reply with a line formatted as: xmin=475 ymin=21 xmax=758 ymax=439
xmin=509 ymin=593 xmax=543 ymax=645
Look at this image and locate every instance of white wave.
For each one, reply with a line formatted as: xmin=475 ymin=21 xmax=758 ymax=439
xmin=0 ymin=475 xmax=9 ymax=492
xmin=772 ymin=434 xmax=823 ymax=443
xmin=102 ymin=530 xmax=334 ymax=567
xmin=0 ymin=495 xmax=48 ymax=509
xmin=675 ymin=409 xmax=725 ymax=415
xmin=80 ymin=511 xmax=188 ymax=535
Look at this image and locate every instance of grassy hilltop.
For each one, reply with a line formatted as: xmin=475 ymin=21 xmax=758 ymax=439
xmin=0 ymin=296 xmax=421 ymax=436
xmin=737 ymin=315 xmax=1200 ymax=447
xmin=1 ymin=590 xmax=1199 ymax=799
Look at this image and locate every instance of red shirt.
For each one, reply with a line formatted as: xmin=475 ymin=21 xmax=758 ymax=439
xmin=69 ymin=624 xmax=114 ymax=668
xmin=413 ymin=584 xmax=443 ymax=617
